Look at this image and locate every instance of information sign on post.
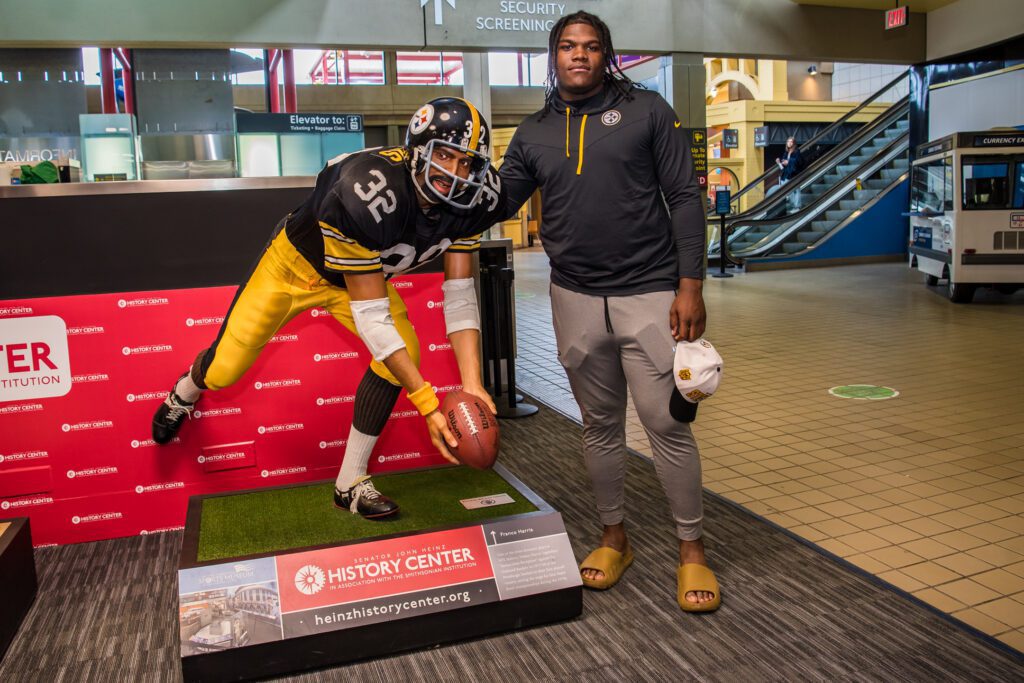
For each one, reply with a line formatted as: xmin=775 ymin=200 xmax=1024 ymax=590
xmin=715 ymin=189 xmax=732 ymax=216
xmin=723 ymin=129 xmax=739 ymax=150
xmin=713 ymin=189 xmax=734 ymax=279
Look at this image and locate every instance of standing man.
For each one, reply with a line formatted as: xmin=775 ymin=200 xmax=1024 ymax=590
xmin=150 ymin=97 xmax=500 ymax=519
xmin=498 ymin=11 xmax=719 ymax=611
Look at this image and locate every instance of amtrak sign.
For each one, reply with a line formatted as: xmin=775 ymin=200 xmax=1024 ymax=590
xmin=421 ymin=0 xmax=569 ymax=34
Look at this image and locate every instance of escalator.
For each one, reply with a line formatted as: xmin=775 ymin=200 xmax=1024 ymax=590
xmin=709 ymin=73 xmax=911 ymax=268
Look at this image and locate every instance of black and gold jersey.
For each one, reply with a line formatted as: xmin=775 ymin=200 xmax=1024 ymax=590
xmin=283 ymin=146 xmax=503 ymax=286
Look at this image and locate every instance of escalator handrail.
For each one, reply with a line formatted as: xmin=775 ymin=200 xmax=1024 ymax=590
xmin=716 ymin=70 xmax=910 ymax=213
xmin=726 ymin=131 xmax=910 ymax=256
xmin=736 ymin=130 xmax=907 ymax=235
xmin=717 ymin=97 xmax=909 ymax=230
xmin=709 ymin=102 xmax=909 ymax=254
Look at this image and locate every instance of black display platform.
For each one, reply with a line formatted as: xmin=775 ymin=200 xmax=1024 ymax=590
xmin=0 ymin=518 xmax=37 ymax=664
xmin=178 ymin=464 xmax=582 ymax=681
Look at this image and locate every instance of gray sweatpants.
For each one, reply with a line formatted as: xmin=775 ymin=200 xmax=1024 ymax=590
xmin=550 ymin=284 xmax=704 ymax=541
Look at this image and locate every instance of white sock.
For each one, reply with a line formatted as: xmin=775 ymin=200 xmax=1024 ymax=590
xmin=335 ymin=425 xmax=378 ymax=492
xmin=174 ymin=373 xmax=203 ymax=403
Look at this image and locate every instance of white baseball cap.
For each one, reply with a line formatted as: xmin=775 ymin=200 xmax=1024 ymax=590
xmin=669 ymin=339 xmax=722 ymax=422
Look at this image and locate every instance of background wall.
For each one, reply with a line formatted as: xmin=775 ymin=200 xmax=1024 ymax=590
xmin=929 ymin=67 xmax=1024 ymax=139
xmin=785 ymin=61 xmax=833 ymax=101
xmin=832 ymin=63 xmax=910 ymax=103
xmin=927 ymin=0 xmax=1024 ymax=61
xmin=0 ymin=49 xmax=85 ymax=137
xmin=134 ymin=50 xmax=235 ymax=134
xmin=1 ymin=0 xmax=927 ymax=64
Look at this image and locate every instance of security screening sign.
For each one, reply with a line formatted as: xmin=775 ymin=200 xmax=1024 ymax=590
xmin=0 ymin=315 xmax=72 ymax=402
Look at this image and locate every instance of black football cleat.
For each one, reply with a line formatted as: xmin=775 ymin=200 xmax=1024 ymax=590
xmin=334 ymin=476 xmax=399 ymax=519
xmin=151 ymin=375 xmax=196 ymax=444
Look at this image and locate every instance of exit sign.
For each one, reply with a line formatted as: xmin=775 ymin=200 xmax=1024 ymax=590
xmin=885 ymin=5 xmax=908 ymax=30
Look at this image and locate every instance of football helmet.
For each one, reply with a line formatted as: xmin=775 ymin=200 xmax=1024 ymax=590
xmin=406 ymin=97 xmax=491 ymax=209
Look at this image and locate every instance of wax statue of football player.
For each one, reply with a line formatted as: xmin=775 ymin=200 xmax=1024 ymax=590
xmin=150 ymin=97 xmax=500 ymax=519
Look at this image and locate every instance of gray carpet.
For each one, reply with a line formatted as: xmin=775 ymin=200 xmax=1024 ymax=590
xmin=1 ymin=402 xmax=1021 ymax=682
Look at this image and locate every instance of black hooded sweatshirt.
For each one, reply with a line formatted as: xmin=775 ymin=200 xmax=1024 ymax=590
xmin=499 ymin=84 xmax=706 ymax=296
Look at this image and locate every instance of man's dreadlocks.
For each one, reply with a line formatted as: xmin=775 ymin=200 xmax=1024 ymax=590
xmin=541 ymin=10 xmax=640 ymax=117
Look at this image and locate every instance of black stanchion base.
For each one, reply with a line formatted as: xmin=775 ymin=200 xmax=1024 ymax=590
xmin=711 ymin=272 xmax=734 ymax=278
xmin=495 ymin=401 xmax=540 ymax=418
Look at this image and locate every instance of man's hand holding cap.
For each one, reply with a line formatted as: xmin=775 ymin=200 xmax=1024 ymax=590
xmin=669 ymin=338 xmax=723 ymax=423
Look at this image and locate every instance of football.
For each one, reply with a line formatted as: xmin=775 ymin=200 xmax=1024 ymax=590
xmin=440 ymin=390 xmax=500 ymax=469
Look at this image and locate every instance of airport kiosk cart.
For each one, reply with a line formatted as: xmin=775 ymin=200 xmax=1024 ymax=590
xmin=909 ymin=131 xmax=1024 ymax=302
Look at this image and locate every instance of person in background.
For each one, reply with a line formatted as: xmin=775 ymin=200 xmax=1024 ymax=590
xmin=777 ymin=136 xmax=803 ymax=209
xmin=776 ymin=136 xmax=802 ymax=183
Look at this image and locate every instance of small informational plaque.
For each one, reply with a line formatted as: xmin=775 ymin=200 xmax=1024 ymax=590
xmin=460 ymin=493 xmax=515 ymax=510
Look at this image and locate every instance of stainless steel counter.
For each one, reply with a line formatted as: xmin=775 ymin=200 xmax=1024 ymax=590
xmin=0 ymin=175 xmax=315 ymax=199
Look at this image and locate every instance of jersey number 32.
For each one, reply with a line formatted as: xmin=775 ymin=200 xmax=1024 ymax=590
xmin=354 ymin=169 xmax=397 ymax=224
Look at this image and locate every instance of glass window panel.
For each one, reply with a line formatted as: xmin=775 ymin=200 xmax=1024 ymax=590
xmin=82 ymin=136 xmax=137 ymax=181
xmin=910 ymin=159 xmax=946 ymax=214
xmin=962 ymin=158 xmax=1010 ymax=210
xmin=395 ymin=51 xmax=460 ymax=85
xmin=322 ymin=133 xmax=365 ymax=162
xmin=488 ymin=52 xmax=521 ymax=86
xmin=238 ymin=134 xmax=280 ymax=177
xmin=944 ymin=157 xmax=954 ymax=212
xmin=280 ymin=134 xmax=322 ymax=176
xmin=527 ymin=52 xmax=547 ymax=87
xmin=345 ymin=51 xmax=385 ymax=85
xmin=82 ymin=47 xmax=100 ymax=85
xmin=231 ymin=49 xmax=266 ymax=85
xmin=1014 ymin=161 xmax=1024 ymax=209
xmin=441 ymin=53 xmax=464 ymax=85
xmin=397 ymin=51 xmax=442 ymax=85
xmin=292 ymin=49 xmax=325 ymax=85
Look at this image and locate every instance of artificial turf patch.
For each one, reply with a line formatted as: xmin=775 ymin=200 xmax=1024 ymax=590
xmin=196 ymin=467 xmax=539 ymax=562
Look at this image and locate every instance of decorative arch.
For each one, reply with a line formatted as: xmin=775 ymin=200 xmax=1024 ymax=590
xmin=704 ymin=57 xmax=782 ymax=103
xmin=707 ymin=71 xmax=761 ymax=100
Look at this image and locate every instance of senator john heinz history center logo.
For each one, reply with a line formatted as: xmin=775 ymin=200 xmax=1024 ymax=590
xmin=295 ymin=564 xmax=327 ymax=595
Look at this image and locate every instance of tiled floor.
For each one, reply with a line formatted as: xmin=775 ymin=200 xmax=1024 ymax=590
xmin=510 ymin=247 xmax=1024 ymax=652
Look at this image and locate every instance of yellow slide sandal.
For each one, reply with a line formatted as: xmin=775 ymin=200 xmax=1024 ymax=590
xmin=677 ymin=563 xmax=721 ymax=612
xmin=579 ymin=546 xmax=634 ymax=590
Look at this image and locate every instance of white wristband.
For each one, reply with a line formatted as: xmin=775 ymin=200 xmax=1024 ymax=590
xmin=441 ymin=277 xmax=480 ymax=335
xmin=350 ymin=297 xmax=406 ymax=361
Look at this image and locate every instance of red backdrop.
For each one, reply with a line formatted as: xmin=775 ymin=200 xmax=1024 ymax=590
xmin=0 ymin=274 xmax=461 ymax=547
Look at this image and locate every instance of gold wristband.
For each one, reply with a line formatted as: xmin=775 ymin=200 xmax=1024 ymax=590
xmin=407 ymin=382 xmax=440 ymax=417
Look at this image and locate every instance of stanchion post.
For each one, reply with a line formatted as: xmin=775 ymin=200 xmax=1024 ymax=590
xmin=494 ymin=263 xmax=537 ymax=418
xmin=479 ymin=264 xmax=495 ymax=390
xmin=712 ymin=189 xmax=735 ymax=279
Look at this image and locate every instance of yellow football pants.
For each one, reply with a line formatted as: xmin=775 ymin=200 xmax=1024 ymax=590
xmin=200 ymin=229 xmax=419 ymax=390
